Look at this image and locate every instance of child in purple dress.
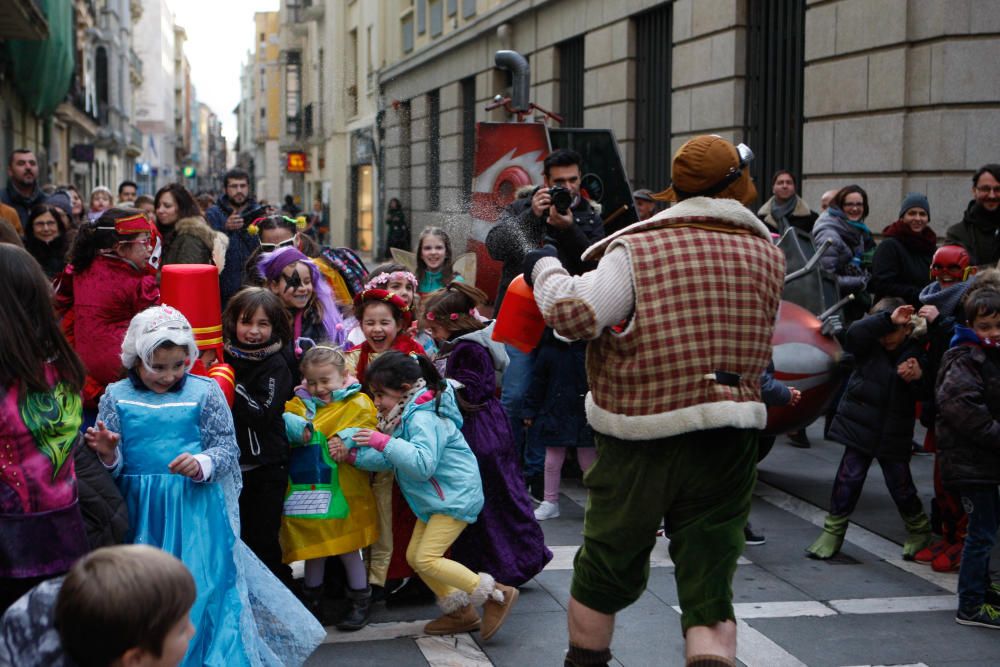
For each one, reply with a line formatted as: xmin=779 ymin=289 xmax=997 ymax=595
xmin=422 ymin=282 xmax=552 ymax=585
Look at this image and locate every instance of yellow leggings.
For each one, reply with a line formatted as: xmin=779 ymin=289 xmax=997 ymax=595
xmin=406 ymin=514 xmax=480 ymax=599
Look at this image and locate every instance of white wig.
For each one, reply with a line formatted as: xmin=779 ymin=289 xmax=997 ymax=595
xmin=120 ymin=305 xmax=199 ymax=372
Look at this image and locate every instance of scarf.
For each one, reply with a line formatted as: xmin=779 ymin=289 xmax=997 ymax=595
xmin=223 ymin=338 xmax=284 ymax=361
xmin=882 ymin=219 xmax=937 ymax=256
xmin=919 ymin=280 xmax=972 ymax=319
xmin=375 ymin=378 xmax=427 ymax=435
xmin=770 ymin=196 xmax=797 ymax=223
xmin=295 ymin=382 xmax=362 ymax=420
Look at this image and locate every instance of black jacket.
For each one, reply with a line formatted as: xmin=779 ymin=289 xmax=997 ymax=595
xmin=206 ymin=195 xmax=260 ymax=305
xmin=936 ymin=334 xmax=1000 ymax=486
xmin=827 ymin=311 xmax=927 ymax=462
xmin=869 ymin=237 xmax=933 ymax=307
xmin=226 ymin=347 xmax=295 ymax=467
xmin=945 ymin=200 xmax=1000 ymax=267
xmin=73 ymin=437 xmax=129 ymax=549
xmin=523 ymin=331 xmax=593 ymax=449
xmin=486 ymin=189 xmax=604 ymax=308
xmin=0 ymin=181 xmax=45 ymax=228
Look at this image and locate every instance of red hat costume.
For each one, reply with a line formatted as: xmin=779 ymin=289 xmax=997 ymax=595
xmin=160 ymin=264 xmax=235 ymax=405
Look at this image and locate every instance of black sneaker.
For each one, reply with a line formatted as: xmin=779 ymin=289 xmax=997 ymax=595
xmin=787 ymin=430 xmax=811 ymax=448
xmin=956 ymin=603 xmax=1000 ymax=629
xmin=744 ymin=522 xmax=766 ymax=546
xmin=912 ymin=440 xmax=932 ymax=456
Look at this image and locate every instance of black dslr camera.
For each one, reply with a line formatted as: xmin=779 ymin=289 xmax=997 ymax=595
xmin=240 ymin=204 xmax=269 ymax=226
xmin=548 ymin=185 xmax=573 ymax=215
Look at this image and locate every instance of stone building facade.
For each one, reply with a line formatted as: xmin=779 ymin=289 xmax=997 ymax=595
xmin=374 ymin=0 xmax=1000 ymax=256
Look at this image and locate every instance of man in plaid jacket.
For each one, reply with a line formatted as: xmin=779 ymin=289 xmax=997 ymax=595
xmin=523 ymin=135 xmax=785 ymax=667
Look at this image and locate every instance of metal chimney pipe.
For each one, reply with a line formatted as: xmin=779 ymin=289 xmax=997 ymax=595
xmin=494 ymin=50 xmax=530 ymax=112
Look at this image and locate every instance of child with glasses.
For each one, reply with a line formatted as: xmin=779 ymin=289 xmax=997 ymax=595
xmin=53 ymin=209 xmax=160 ymax=426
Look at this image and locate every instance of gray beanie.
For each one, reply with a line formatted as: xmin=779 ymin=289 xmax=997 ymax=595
xmin=898 ymin=192 xmax=930 ymax=219
xmin=46 ymin=191 xmax=73 ymax=217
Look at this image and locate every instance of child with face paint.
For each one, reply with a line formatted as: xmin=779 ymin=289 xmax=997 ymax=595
xmin=84 ymin=305 xmax=325 ymax=665
xmin=913 ymin=244 xmax=979 ymax=571
xmin=257 ymin=246 xmax=346 ymax=358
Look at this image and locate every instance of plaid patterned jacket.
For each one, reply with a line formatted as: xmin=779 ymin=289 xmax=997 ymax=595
xmin=549 ymin=198 xmax=785 ymax=440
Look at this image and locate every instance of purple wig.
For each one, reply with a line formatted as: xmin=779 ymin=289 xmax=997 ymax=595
xmin=257 ymin=246 xmax=346 ymax=347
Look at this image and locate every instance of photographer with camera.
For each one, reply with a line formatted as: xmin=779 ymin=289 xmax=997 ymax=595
xmin=205 ymin=169 xmax=268 ymax=305
xmin=486 ymin=148 xmax=604 ymax=498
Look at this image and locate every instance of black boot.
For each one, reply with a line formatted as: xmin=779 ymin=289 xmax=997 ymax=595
xmin=300 ymin=584 xmax=326 ymax=624
xmin=337 ymin=586 xmax=372 ymax=631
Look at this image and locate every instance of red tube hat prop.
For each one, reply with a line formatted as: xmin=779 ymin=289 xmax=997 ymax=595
xmin=160 ymin=264 xmax=234 ymax=405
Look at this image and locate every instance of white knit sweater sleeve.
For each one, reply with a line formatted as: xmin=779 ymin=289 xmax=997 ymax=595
xmin=529 ymin=246 xmax=635 ymax=340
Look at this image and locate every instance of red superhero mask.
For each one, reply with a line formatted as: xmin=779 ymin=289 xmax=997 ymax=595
xmin=930 ymin=245 xmax=973 ymax=285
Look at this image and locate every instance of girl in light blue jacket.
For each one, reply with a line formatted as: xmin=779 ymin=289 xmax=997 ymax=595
xmin=331 ymin=351 xmax=520 ymax=640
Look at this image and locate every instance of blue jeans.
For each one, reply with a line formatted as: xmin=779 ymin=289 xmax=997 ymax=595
xmin=958 ymin=485 xmax=1000 ymax=611
xmin=501 ymin=344 xmax=542 ymax=477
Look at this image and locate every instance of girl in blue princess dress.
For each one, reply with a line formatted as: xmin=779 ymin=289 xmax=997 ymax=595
xmin=84 ymin=305 xmax=324 ymax=666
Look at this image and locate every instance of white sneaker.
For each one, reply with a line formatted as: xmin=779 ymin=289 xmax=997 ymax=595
xmin=534 ymin=501 xmax=560 ymax=521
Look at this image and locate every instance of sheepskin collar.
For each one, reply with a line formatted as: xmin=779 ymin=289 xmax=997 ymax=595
xmin=583 ymin=196 xmax=771 ymax=261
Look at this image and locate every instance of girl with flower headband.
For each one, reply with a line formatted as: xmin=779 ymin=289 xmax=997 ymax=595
xmin=280 ymin=344 xmax=379 ymax=629
xmin=84 ymin=305 xmax=325 ymax=665
xmin=344 ymin=288 xmax=427 ymax=595
xmin=422 ymin=282 xmax=552 ymax=585
xmin=348 ymin=262 xmax=439 ymax=354
xmin=221 ymin=287 xmax=298 ymax=588
xmin=54 ymin=208 xmax=160 ymax=423
xmin=256 ymin=245 xmax=346 ymax=356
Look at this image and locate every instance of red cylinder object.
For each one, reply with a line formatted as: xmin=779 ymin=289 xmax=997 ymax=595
xmin=159 ymin=264 xmax=223 ymax=353
xmin=491 ymin=274 xmax=546 ymax=354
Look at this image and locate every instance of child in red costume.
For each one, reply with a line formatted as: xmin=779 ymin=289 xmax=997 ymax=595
xmin=54 ymin=209 xmax=159 ymax=423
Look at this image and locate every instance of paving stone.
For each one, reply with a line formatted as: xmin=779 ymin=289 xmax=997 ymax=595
xmin=305 ymin=637 xmax=427 ymax=666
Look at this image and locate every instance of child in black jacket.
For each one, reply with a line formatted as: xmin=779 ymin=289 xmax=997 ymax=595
xmin=223 ymin=287 xmax=297 ymax=587
xmin=807 ymin=297 xmax=932 ymax=560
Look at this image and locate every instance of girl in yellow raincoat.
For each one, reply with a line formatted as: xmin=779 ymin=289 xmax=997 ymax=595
xmin=281 ymin=345 xmax=378 ymax=631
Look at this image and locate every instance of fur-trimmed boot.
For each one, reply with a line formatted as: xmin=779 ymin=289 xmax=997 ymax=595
xmin=470 ymin=572 xmax=520 ymax=641
xmin=806 ymin=514 xmax=849 ymax=559
xmin=424 ymin=590 xmax=480 ymax=635
xmin=336 ymin=586 xmax=372 ymax=632
xmin=901 ymin=511 xmax=933 ymax=561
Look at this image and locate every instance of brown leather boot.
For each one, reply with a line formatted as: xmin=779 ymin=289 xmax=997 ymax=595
xmin=424 ymin=604 xmax=480 ymax=635
xmin=480 ymin=582 xmax=519 ymax=641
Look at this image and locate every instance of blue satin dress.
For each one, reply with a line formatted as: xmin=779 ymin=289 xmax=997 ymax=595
xmin=100 ymin=373 xmax=325 ymax=667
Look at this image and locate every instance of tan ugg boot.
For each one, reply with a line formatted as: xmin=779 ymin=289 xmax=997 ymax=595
xmin=472 ymin=573 xmax=519 ymax=641
xmin=424 ymin=590 xmax=480 ymax=635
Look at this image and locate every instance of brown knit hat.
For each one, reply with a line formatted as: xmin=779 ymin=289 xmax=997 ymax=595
xmin=652 ymin=135 xmax=757 ymax=205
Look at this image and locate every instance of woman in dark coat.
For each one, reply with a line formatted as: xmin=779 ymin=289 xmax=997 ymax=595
xmin=870 ymin=193 xmax=937 ymax=307
xmin=425 ymin=283 xmax=552 ymax=586
xmin=812 ymin=185 xmax=877 ymax=321
xmin=23 ymin=204 xmax=70 ymax=279
xmin=383 ymin=197 xmax=409 ymax=258
xmin=154 ymin=183 xmax=216 ymax=266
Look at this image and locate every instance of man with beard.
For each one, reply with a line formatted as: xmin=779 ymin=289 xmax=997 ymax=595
xmin=947 ymin=164 xmax=1000 ymax=268
xmin=205 ymin=168 xmax=262 ymax=305
xmin=1 ymin=150 xmax=45 ymax=229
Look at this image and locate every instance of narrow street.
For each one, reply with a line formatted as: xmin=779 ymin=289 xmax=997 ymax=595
xmin=307 ymin=423 xmax=997 ymax=667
